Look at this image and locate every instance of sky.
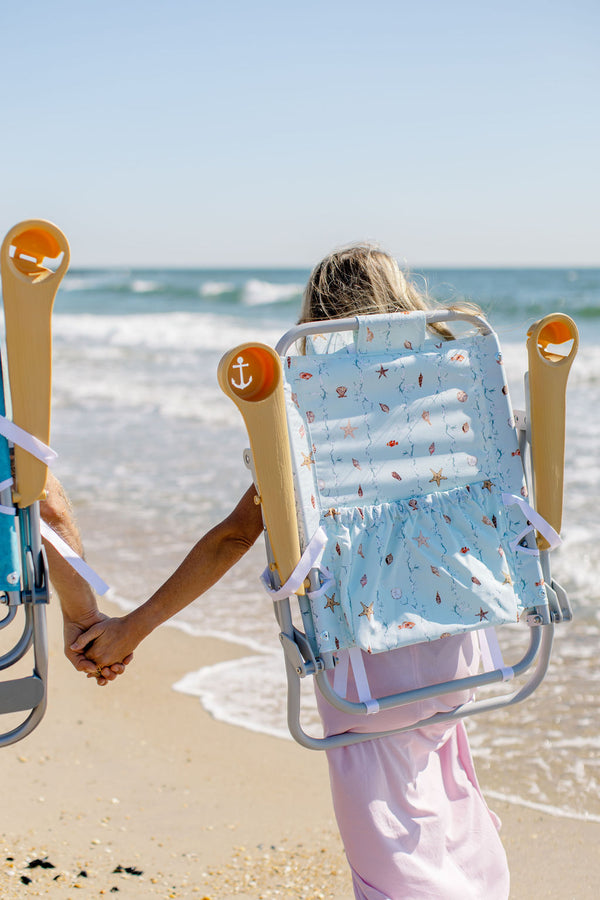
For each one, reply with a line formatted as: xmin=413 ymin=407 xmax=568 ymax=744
xmin=0 ymin=0 xmax=598 ymax=267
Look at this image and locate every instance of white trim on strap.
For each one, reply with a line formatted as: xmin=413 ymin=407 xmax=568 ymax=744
xmin=507 ymin=525 xmax=539 ymax=556
xmin=0 ymin=478 xmax=15 ymax=514
xmin=478 ymin=627 xmax=514 ymax=682
xmin=260 ymin=526 xmax=328 ymax=602
xmin=349 ymin=647 xmax=380 ymax=713
xmin=40 ymin=521 xmax=110 ymax=596
xmin=0 ymin=415 xmax=57 ymax=466
xmin=333 ymin=647 xmax=380 ymax=713
xmin=501 ymin=493 xmax=562 ymax=551
xmin=306 ymin=566 xmax=335 ymax=600
xmin=333 ymin=647 xmax=350 ymax=695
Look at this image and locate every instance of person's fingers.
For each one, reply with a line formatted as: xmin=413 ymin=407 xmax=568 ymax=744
xmin=101 ymin=667 xmax=118 ymax=681
xmin=70 ymin=622 xmax=106 ymax=651
xmin=75 ymin=655 xmax=98 ymax=674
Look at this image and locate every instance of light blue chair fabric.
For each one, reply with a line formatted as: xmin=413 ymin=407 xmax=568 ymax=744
xmin=283 ymin=312 xmax=547 ymax=657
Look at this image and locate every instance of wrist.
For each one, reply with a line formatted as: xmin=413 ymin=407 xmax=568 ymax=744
xmin=62 ymin=602 xmax=101 ymax=627
xmin=127 ymin=601 xmax=162 ymax=642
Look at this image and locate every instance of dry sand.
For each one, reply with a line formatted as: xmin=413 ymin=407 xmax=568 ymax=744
xmin=2 ymin=597 xmax=599 ymax=899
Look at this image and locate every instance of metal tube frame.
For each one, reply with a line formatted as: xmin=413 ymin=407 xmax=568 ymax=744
xmin=263 ymin=310 xmax=568 ymax=749
xmin=0 ymin=502 xmax=49 ymax=747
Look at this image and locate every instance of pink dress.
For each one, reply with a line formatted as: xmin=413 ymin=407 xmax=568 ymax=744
xmin=317 ymin=634 xmax=510 ymax=900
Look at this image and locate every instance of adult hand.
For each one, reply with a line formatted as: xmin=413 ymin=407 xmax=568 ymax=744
xmin=70 ymin=614 xmax=139 ymax=675
xmin=64 ymin=609 xmax=133 ymax=686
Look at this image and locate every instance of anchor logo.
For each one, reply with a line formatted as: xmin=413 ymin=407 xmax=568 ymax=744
xmin=231 ymin=355 xmax=253 ymax=391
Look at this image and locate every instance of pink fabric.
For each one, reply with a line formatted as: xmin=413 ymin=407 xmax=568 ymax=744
xmin=317 ymin=635 xmax=510 ymax=900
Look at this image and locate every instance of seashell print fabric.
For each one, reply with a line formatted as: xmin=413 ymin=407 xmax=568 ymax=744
xmin=283 ymin=312 xmax=547 ymax=655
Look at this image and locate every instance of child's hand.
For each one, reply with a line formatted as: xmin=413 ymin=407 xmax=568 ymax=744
xmin=70 ymin=615 xmax=137 ymax=674
xmin=64 ymin=610 xmax=130 ymax=685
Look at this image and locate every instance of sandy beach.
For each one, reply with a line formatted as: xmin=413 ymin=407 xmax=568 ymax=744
xmin=2 ymin=595 xmax=599 ymax=899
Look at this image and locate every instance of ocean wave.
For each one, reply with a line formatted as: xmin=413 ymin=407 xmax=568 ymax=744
xmin=132 ymin=278 xmax=162 ymax=293
xmin=172 ymin=654 xmax=318 ymax=742
xmin=479 ymin=300 xmax=600 ymax=323
xmin=61 ymin=270 xmax=308 ymax=308
xmin=52 ymin=310 xmax=283 ymax=352
xmin=61 ymin=271 xmax=134 ymax=292
xmin=242 ymin=279 xmax=304 ymax=306
xmin=200 ymin=281 xmax=236 ymax=297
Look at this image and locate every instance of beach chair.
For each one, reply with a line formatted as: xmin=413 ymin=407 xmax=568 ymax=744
xmin=219 ymin=308 xmax=578 ymax=749
xmin=0 ymin=220 xmax=69 ymax=748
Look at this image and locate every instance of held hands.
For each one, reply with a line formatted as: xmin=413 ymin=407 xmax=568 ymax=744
xmin=70 ymin=613 xmax=139 ymax=685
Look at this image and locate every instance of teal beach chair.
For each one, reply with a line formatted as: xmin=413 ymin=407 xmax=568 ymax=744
xmin=219 ymin=309 xmax=578 ymax=749
xmin=0 ymin=220 xmax=69 ymax=748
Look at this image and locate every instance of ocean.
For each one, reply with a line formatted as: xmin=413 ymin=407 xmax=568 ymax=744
xmin=18 ymin=266 xmax=600 ymax=822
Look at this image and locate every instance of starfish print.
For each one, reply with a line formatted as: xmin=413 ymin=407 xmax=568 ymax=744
xmin=413 ymin=531 xmax=429 ymax=548
xmin=483 ymin=480 xmax=494 ymax=492
xmin=503 ymin=572 xmax=513 ymax=585
xmin=341 ymin=420 xmax=357 ymax=438
xmin=477 ymin=608 xmax=489 ymax=621
xmin=324 ymin=593 xmax=340 ymax=612
xmin=324 ymin=508 xmax=339 ymax=520
xmin=300 ymin=452 xmax=315 ymax=468
xmin=429 ymin=468 xmax=447 ymax=487
xmin=377 ymin=365 xmax=388 ymax=378
xmin=358 ymin=601 xmax=374 ymax=621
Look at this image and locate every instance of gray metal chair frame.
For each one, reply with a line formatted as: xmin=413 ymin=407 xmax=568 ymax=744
xmin=0 ymin=500 xmax=50 ymax=748
xmin=251 ymin=311 xmax=571 ymax=750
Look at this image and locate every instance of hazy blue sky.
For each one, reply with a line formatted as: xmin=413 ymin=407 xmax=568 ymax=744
xmin=0 ymin=0 xmax=597 ymax=266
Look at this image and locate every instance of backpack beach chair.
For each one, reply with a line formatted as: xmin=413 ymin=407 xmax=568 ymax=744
xmin=0 ymin=220 xmax=69 ymax=748
xmin=219 ymin=308 xmax=578 ymax=750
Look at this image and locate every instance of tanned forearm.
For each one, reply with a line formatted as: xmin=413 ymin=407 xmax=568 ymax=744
xmin=40 ymin=472 xmax=99 ymax=622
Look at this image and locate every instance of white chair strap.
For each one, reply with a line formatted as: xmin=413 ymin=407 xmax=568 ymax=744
xmin=333 ymin=646 xmax=380 ymax=714
xmin=0 ymin=415 xmax=57 ymax=465
xmin=0 ymin=476 xmax=16 ymax=517
xmin=40 ymin=521 xmax=110 ymax=596
xmin=502 ymin=493 xmax=561 ymax=551
xmin=260 ymin=526 xmax=327 ymax=601
xmin=478 ymin=627 xmax=514 ymax=682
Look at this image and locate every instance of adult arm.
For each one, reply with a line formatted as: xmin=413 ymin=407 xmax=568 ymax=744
xmin=40 ymin=473 xmax=128 ymax=684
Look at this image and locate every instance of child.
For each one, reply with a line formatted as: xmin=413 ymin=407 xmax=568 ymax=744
xmin=72 ymin=245 xmax=510 ymax=899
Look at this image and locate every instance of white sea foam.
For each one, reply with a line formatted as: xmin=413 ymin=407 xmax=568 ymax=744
xmin=242 ymin=279 xmax=303 ymax=306
xmin=484 ymin=790 xmax=600 ymax=823
xmin=200 ymin=281 xmax=235 ymax=296
xmin=48 ymin=311 xmax=286 ymax=425
xmin=132 ymin=279 xmax=161 ymax=293
xmin=172 ymin=655 xmax=292 ymax=741
xmin=53 ymin=311 xmax=282 ymax=353
xmin=172 ymin=653 xmax=322 ymax=742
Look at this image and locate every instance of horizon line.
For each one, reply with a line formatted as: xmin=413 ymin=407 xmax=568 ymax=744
xmin=68 ymin=261 xmax=600 ymax=271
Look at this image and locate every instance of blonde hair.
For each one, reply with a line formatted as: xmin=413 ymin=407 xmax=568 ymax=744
xmin=299 ymin=244 xmax=479 ymax=337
